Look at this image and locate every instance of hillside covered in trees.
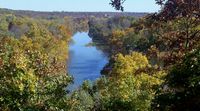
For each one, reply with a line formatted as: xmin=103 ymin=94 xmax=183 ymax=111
xmin=0 ymin=8 xmax=147 ymax=19
xmin=0 ymin=0 xmax=200 ymax=111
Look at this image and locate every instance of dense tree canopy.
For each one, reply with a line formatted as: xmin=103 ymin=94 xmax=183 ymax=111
xmin=0 ymin=0 xmax=199 ymax=110
xmin=94 ymin=0 xmax=200 ymax=110
xmin=0 ymin=13 xmax=75 ymax=110
xmin=153 ymin=49 xmax=200 ymax=110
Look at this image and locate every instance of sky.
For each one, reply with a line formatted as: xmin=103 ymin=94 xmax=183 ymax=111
xmin=0 ymin=0 xmax=160 ymax=12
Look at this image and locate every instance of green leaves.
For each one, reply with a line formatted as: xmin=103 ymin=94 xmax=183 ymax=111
xmin=0 ymin=14 xmax=73 ymax=110
xmin=153 ymin=49 xmax=200 ymax=110
xmin=89 ymin=52 xmax=165 ymax=111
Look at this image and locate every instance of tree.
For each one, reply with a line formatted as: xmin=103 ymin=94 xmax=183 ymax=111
xmin=153 ymin=49 xmax=200 ymax=111
xmin=110 ymin=0 xmax=166 ymax=11
xmin=0 ymin=13 xmax=74 ymax=110
xmin=0 ymin=36 xmax=72 ymax=111
xmin=110 ymin=1 xmax=200 ymax=111
xmin=110 ymin=0 xmax=126 ymax=11
xmin=111 ymin=0 xmax=200 ymax=66
xmin=96 ymin=52 xmax=165 ymax=110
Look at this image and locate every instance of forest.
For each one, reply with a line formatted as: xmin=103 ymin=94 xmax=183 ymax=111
xmin=0 ymin=8 xmax=146 ymax=19
xmin=0 ymin=0 xmax=200 ymax=111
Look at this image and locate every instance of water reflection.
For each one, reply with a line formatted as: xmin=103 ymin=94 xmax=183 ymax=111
xmin=68 ymin=32 xmax=108 ymax=89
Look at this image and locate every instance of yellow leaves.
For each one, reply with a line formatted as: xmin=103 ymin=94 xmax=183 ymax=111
xmin=0 ymin=14 xmax=74 ymax=110
xmin=135 ymin=72 xmax=164 ymax=90
xmin=10 ymin=49 xmax=29 ymax=70
xmin=112 ymin=53 xmax=133 ymax=76
xmin=12 ymin=69 xmax=38 ymax=94
xmin=18 ymin=83 xmax=24 ymax=92
xmin=111 ymin=52 xmax=149 ymax=77
xmin=124 ymin=28 xmax=134 ymax=33
xmin=109 ymin=72 xmax=164 ymax=103
xmin=57 ymin=25 xmax=71 ymax=42
xmin=19 ymin=36 xmax=34 ymax=50
xmin=26 ymin=69 xmax=38 ymax=93
xmin=108 ymin=29 xmax=126 ymax=49
xmin=129 ymin=52 xmax=149 ymax=69
xmin=106 ymin=52 xmax=166 ymax=106
xmin=112 ymin=29 xmax=126 ymax=38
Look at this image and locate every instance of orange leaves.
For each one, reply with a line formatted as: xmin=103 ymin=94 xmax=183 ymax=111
xmin=57 ymin=25 xmax=72 ymax=41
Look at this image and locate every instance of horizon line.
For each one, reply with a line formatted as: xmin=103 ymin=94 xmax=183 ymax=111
xmin=0 ymin=8 xmax=155 ymax=14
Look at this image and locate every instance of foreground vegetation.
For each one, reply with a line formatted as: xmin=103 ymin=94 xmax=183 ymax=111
xmin=0 ymin=0 xmax=200 ymax=110
xmin=87 ymin=0 xmax=200 ymax=110
xmin=0 ymin=13 xmax=75 ymax=110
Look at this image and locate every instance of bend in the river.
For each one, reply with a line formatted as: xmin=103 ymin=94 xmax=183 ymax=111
xmin=68 ymin=32 xmax=108 ymax=89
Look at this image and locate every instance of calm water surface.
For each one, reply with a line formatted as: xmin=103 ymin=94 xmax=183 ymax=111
xmin=68 ymin=32 xmax=108 ymax=89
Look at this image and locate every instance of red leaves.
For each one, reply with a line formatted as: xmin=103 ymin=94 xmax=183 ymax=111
xmin=158 ymin=0 xmax=200 ymax=20
xmin=0 ymin=58 xmax=3 ymax=68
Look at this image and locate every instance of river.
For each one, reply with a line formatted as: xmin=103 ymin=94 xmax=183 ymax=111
xmin=68 ymin=32 xmax=108 ymax=89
